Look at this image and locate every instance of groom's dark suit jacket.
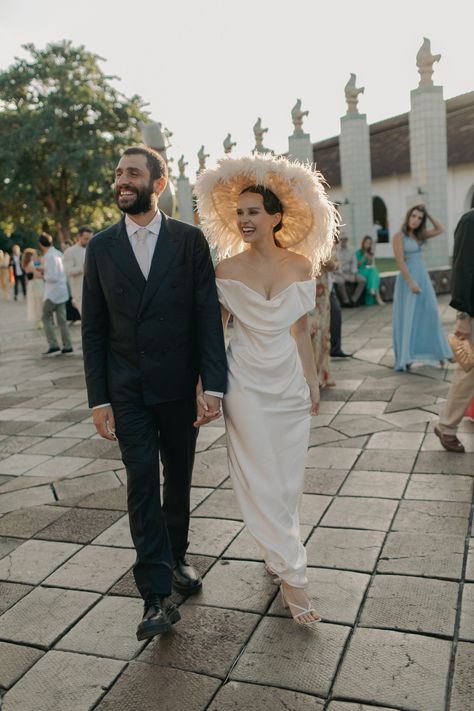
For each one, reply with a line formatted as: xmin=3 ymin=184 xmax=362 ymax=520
xmin=82 ymin=212 xmax=227 ymax=408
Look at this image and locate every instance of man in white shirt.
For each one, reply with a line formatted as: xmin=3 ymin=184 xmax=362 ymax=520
xmin=38 ymin=233 xmax=73 ymax=357
xmin=63 ymin=226 xmax=93 ymax=314
xmin=333 ymin=234 xmax=367 ymax=306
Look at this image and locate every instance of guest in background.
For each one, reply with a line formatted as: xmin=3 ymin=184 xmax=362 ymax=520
xmin=9 ymin=244 xmax=26 ymax=301
xmin=356 ymin=236 xmax=384 ymax=305
xmin=328 ymin=242 xmax=351 ymax=358
xmin=0 ymin=250 xmax=10 ymax=301
xmin=333 ymin=235 xmax=366 ymax=306
xmin=330 ymin=283 xmax=351 ymax=359
xmin=435 ymin=208 xmax=474 ymax=452
xmin=37 ymin=233 xmax=73 ymax=357
xmin=63 ymin=226 xmax=93 ymax=315
xmin=309 ymin=264 xmax=335 ymax=388
xmin=22 ymin=248 xmax=44 ymax=327
xmin=392 ymin=205 xmax=452 ymax=372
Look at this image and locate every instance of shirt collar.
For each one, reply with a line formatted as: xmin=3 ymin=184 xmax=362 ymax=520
xmin=125 ymin=210 xmax=162 ymax=238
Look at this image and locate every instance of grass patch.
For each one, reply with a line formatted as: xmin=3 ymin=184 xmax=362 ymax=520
xmin=376 ymin=257 xmax=399 ymax=274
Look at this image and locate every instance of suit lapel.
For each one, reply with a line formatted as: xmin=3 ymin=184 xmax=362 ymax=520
xmin=138 ymin=213 xmax=179 ymax=316
xmin=108 ymin=218 xmax=146 ymax=294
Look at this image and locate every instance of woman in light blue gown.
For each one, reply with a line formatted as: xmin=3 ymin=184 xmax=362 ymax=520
xmin=392 ymin=205 xmax=452 ymax=371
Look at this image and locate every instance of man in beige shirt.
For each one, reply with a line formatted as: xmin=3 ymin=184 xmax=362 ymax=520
xmin=63 ymin=226 xmax=93 ymax=314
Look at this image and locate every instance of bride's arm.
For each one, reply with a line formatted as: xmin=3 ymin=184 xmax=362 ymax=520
xmin=291 ymin=314 xmax=320 ymax=415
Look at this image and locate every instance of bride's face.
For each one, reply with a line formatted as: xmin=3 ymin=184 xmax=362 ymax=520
xmin=236 ymin=193 xmax=280 ymax=245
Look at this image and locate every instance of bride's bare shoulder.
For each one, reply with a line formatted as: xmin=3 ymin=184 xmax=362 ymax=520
xmin=285 ymin=252 xmax=313 ymax=280
xmin=215 ymin=254 xmax=247 ymax=279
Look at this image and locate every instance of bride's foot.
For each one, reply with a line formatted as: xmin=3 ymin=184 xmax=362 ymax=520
xmin=280 ymin=581 xmax=321 ymax=627
xmin=265 ymin=564 xmax=281 ymax=585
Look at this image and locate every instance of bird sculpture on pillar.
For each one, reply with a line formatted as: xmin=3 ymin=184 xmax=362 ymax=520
xmin=178 ymin=155 xmax=188 ymax=179
xmin=291 ymin=99 xmax=309 ymax=135
xmin=223 ymin=133 xmax=237 ymax=154
xmin=253 ymin=117 xmax=271 ymax=154
xmin=197 ymin=145 xmax=210 ymax=174
xmin=344 ymin=74 xmax=364 ymax=115
xmin=416 ymin=37 xmax=441 ymax=87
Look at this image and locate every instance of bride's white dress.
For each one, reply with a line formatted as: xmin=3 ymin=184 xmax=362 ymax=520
xmin=216 ymin=278 xmax=315 ymax=587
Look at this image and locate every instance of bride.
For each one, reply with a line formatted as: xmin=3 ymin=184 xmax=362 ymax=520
xmin=194 ymin=155 xmax=338 ymax=627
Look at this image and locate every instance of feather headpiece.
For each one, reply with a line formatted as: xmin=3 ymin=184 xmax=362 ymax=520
xmin=194 ymin=154 xmax=339 ymax=274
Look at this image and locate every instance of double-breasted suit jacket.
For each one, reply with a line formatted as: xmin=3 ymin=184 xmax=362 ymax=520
xmin=82 ymin=212 xmax=227 ymax=407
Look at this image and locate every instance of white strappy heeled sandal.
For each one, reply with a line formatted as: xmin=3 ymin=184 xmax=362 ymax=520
xmin=280 ymin=585 xmax=321 ymax=628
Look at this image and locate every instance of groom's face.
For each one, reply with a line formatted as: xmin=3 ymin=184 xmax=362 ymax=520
xmin=114 ymin=154 xmax=163 ymax=215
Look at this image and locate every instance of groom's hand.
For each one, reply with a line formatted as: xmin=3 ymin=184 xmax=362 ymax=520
xmin=92 ymin=405 xmax=117 ymax=441
xmin=194 ymin=393 xmax=222 ymax=428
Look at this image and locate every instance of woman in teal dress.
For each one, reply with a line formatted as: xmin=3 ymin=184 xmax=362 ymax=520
xmin=356 ymin=236 xmax=384 ymax=305
xmin=392 ymin=205 xmax=452 ymax=371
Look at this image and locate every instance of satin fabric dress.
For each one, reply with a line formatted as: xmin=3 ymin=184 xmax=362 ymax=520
xmin=216 ymin=278 xmax=315 ymax=587
xmin=392 ymin=235 xmax=452 ymax=371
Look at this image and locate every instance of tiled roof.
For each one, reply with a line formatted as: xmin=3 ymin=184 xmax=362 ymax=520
xmin=313 ymin=91 xmax=474 ymax=188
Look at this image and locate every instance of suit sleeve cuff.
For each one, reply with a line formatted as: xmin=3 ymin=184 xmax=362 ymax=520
xmin=92 ymin=403 xmax=111 ymax=409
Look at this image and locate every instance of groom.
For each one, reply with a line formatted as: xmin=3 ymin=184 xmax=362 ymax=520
xmin=82 ymin=145 xmax=227 ymax=640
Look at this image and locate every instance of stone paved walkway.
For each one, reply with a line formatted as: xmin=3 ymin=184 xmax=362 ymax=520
xmin=0 ymin=296 xmax=472 ymax=711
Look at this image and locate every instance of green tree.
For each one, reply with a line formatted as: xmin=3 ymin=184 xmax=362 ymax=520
xmin=0 ymin=41 xmax=148 ymax=245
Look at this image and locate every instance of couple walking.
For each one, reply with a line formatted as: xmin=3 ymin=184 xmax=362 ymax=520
xmin=82 ymin=146 xmax=337 ymax=641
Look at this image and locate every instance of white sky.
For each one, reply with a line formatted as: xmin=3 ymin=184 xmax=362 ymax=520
xmin=0 ymin=0 xmax=472 ymax=176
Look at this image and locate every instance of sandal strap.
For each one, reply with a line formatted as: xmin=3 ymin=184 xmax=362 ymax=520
xmin=293 ymin=607 xmax=320 ymax=620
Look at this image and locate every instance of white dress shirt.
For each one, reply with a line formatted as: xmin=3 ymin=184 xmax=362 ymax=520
xmin=125 ymin=211 xmax=161 ymax=272
xmin=93 ymin=211 xmax=222 ymax=409
xmin=43 ymin=247 xmax=69 ymax=304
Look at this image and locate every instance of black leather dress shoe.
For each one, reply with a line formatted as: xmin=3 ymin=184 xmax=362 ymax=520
xmin=172 ymin=558 xmax=203 ymax=596
xmin=331 ymin=351 xmax=352 ymax=358
xmin=136 ymin=596 xmax=181 ymax=641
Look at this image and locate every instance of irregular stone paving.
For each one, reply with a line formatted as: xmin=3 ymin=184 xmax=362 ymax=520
xmin=0 ymin=296 xmax=472 ymax=711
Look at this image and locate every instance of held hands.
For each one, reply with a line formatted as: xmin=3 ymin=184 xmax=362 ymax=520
xmin=92 ymin=405 xmax=117 ymax=441
xmin=409 ymin=281 xmax=422 ymax=294
xmin=194 ymin=392 xmax=222 ymax=428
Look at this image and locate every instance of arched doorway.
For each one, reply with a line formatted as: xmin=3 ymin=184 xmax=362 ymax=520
xmin=372 ymin=196 xmax=389 ymax=243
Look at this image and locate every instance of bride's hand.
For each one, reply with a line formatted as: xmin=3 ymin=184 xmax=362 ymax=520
xmin=309 ymin=382 xmax=320 ymax=416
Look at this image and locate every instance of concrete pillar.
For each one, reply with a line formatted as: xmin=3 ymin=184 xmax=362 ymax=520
xmin=409 ymin=39 xmax=449 ymax=266
xmin=288 ymin=99 xmax=313 ymax=163
xmin=339 ymin=112 xmax=372 ymax=247
xmin=176 ymin=177 xmax=194 ymax=225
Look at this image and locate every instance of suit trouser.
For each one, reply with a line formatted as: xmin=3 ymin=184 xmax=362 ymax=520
xmin=42 ymin=299 xmax=72 ymax=349
xmin=330 ymin=287 xmax=342 ymax=355
xmin=438 ymin=365 xmax=474 ymax=435
xmin=14 ymin=273 xmax=26 ymax=299
xmin=113 ymin=397 xmax=198 ymax=600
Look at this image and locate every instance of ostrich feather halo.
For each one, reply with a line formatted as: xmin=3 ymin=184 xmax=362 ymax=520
xmin=193 ymin=154 xmax=339 ymax=275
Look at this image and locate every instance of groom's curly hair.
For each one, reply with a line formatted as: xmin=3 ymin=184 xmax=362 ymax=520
xmin=122 ymin=145 xmax=168 ymax=182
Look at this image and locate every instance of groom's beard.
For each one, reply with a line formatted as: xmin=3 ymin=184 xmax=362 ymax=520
xmin=114 ymin=181 xmax=155 ymax=215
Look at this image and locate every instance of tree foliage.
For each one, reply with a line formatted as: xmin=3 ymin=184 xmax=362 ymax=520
xmin=0 ymin=41 xmax=148 ymax=244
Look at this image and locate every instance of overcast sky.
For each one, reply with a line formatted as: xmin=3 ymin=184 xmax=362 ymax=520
xmin=0 ymin=0 xmax=471 ymax=176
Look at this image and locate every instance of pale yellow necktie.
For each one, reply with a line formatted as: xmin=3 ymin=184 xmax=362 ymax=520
xmin=134 ymin=227 xmax=150 ymax=279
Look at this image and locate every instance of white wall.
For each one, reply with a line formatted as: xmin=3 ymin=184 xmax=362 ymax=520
xmin=329 ymin=163 xmax=474 ymax=259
